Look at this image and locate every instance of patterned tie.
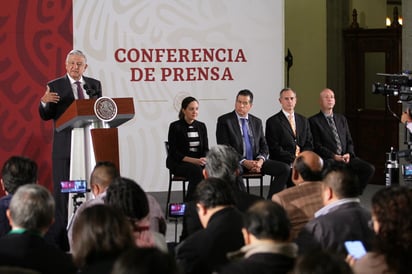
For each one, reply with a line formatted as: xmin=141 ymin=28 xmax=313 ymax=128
xmin=288 ymin=114 xmax=296 ymax=136
xmin=75 ymin=81 xmax=84 ymax=99
xmin=288 ymin=114 xmax=300 ymax=156
xmin=326 ymin=116 xmax=342 ymax=154
xmin=241 ymin=118 xmax=253 ymax=160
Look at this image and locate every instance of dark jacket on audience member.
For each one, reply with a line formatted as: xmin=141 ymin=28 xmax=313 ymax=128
xmin=175 ymin=207 xmax=244 ymax=274
xmin=295 ymin=201 xmax=374 ymax=255
xmin=0 ymin=231 xmax=76 ymax=274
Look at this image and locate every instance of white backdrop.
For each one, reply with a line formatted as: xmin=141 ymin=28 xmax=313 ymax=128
xmin=74 ymin=0 xmax=284 ymax=192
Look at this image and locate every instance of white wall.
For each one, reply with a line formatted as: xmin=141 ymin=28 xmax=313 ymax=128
xmin=74 ymin=0 xmax=284 ymax=191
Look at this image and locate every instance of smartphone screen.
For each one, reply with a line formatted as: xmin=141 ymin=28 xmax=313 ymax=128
xmin=168 ymin=203 xmax=186 ymax=218
xmin=344 ymin=241 xmax=367 ymax=259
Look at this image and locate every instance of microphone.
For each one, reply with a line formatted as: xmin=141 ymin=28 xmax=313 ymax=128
xmin=83 ymin=83 xmax=99 ymax=98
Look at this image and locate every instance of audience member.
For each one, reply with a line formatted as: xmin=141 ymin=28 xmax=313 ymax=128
xmin=111 ymin=247 xmax=179 ymax=274
xmin=0 ymin=156 xmax=38 ymax=236
xmin=67 ymin=161 xmax=119 ymax=248
xmin=271 ymin=151 xmax=324 ymax=240
xmin=71 ymin=204 xmax=134 ymax=274
xmin=348 ymin=185 xmax=412 ymax=274
xmin=295 ymin=161 xmax=374 ymax=255
xmin=175 ymin=178 xmax=244 ymax=274
xmin=219 ymin=200 xmax=297 ymax=274
xmin=216 ymin=89 xmax=290 ymax=198
xmin=309 ymin=88 xmax=375 ymax=193
xmin=167 ymin=96 xmax=209 ymax=201
xmin=181 ymin=145 xmax=262 ymax=240
xmin=293 ymin=250 xmax=353 ymax=274
xmin=105 ymin=177 xmax=167 ymax=252
xmin=0 ymin=184 xmax=76 ymax=274
xmin=265 ymin=88 xmax=313 ymax=188
xmin=39 ymin=49 xmax=102 ymax=225
xmin=0 ymin=156 xmax=68 ymax=251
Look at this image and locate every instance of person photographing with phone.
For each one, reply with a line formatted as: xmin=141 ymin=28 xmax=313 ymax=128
xmin=346 ymin=186 xmax=412 ymax=274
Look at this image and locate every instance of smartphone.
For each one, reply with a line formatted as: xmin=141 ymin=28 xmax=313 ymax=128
xmin=344 ymin=240 xmax=367 ymax=259
xmin=168 ymin=203 xmax=186 ymax=218
xmin=60 ymin=180 xmax=87 ymax=193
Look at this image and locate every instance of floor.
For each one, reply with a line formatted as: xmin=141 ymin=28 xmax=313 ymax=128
xmin=148 ymin=183 xmax=385 ymax=243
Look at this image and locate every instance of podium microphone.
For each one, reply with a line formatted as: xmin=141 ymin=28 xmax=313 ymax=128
xmin=83 ymin=83 xmax=99 ymax=98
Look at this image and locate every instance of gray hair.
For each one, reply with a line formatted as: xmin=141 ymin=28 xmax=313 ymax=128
xmin=9 ymin=184 xmax=55 ymax=232
xmin=205 ymin=145 xmax=240 ymax=183
xmin=66 ymin=49 xmax=87 ymax=63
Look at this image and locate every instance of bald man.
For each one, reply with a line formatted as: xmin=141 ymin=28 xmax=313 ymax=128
xmin=309 ymin=88 xmax=375 ymax=194
xmin=272 ymin=151 xmax=324 ymax=240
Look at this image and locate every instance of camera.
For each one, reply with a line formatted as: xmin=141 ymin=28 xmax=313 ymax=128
xmin=168 ymin=203 xmax=186 ymax=218
xmin=372 ymin=72 xmax=412 ymax=101
xmin=60 ymin=180 xmax=87 ymax=193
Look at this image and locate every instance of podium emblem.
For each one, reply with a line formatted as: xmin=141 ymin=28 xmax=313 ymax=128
xmin=94 ymin=97 xmax=118 ymax=122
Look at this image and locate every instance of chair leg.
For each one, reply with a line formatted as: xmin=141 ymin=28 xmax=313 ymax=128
xmin=260 ymin=177 xmax=263 ymax=197
xmin=182 ymin=181 xmax=186 ymax=202
xmin=246 ymin=178 xmax=250 ymax=193
xmin=165 ymin=176 xmax=173 ymax=218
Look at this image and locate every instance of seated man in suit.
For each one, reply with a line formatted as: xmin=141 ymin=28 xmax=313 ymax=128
xmin=271 ymin=151 xmax=324 ymax=240
xmin=265 ymin=88 xmax=313 ymax=189
xmin=216 ymin=89 xmax=290 ymax=199
xmin=295 ymin=161 xmax=374 ymax=256
xmin=0 ymin=184 xmax=76 ymax=274
xmin=309 ymin=88 xmax=375 ymax=194
xmin=175 ymin=177 xmax=245 ymax=274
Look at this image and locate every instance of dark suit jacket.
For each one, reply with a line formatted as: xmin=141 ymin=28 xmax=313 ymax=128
xmin=38 ymin=75 xmax=102 ymax=160
xmin=176 ymin=207 xmax=244 ymax=274
xmin=166 ymin=119 xmax=209 ymax=170
xmin=216 ymin=111 xmax=269 ymax=160
xmin=295 ymin=201 xmax=374 ymax=255
xmin=0 ymin=231 xmax=76 ymax=274
xmin=309 ymin=111 xmax=355 ymax=159
xmin=265 ymin=111 xmax=313 ymax=164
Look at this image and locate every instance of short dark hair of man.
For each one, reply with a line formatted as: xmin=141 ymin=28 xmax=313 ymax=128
xmin=244 ymin=200 xmax=290 ymax=241
xmin=321 ymin=161 xmax=360 ymax=198
xmin=205 ymin=145 xmax=240 ymax=184
xmin=236 ymin=89 xmax=254 ymax=104
xmin=111 ymin=247 xmax=179 ymax=274
xmin=105 ymin=177 xmax=149 ymax=221
xmin=91 ymin=161 xmax=119 ymax=185
xmin=1 ymin=156 xmax=37 ymax=194
xmin=195 ymin=177 xmax=236 ymax=209
xmin=293 ymin=155 xmax=322 ymax=181
xmin=9 ymin=184 xmax=54 ymax=233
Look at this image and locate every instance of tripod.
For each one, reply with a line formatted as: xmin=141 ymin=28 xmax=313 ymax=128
xmin=66 ymin=193 xmax=85 ymax=230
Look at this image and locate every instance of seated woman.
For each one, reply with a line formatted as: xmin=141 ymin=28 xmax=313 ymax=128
xmin=71 ymin=204 xmax=134 ymax=274
xmin=105 ymin=177 xmax=168 ymax=252
xmin=166 ymin=96 xmax=209 ymax=201
xmin=347 ymin=185 xmax=412 ymax=274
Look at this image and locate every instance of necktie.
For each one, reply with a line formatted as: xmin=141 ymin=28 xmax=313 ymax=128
xmin=326 ymin=116 xmax=342 ymax=154
xmin=288 ymin=114 xmax=296 ymax=136
xmin=241 ymin=118 xmax=253 ymax=160
xmin=288 ymin=114 xmax=300 ymax=156
xmin=75 ymin=81 xmax=84 ymax=99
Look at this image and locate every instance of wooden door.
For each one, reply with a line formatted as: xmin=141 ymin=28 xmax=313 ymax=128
xmin=343 ymin=27 xmax=402 ymax=185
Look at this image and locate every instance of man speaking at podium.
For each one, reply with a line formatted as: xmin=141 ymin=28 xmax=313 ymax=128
xmin=39 ymin=49 xmax=102 ymax=226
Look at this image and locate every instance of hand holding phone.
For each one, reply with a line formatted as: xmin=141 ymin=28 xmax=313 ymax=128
xmin=344 ymin=241 xmax=367 ymax=259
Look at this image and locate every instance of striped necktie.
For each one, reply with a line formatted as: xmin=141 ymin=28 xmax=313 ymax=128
xmin=326 ymin=116 xmax=342 ymax=154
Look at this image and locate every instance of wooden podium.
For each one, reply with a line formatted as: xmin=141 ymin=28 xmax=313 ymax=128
xmin=56 ymin=97 xmax=135 ymax=173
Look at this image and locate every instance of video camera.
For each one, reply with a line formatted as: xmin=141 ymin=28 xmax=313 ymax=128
xmin=372 ymin=72 xmax=412 ymax=102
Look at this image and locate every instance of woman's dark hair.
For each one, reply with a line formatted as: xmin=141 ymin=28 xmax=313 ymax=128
xmin=178 ymin=96 xmax=198 ymax=120
xmin=105 ymin=177 xmax=149 ymax=220
xmin=371 ymin=185 xmax=412 ymax=274
xmin=71 ymin=204 xmax=134 ymax=267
